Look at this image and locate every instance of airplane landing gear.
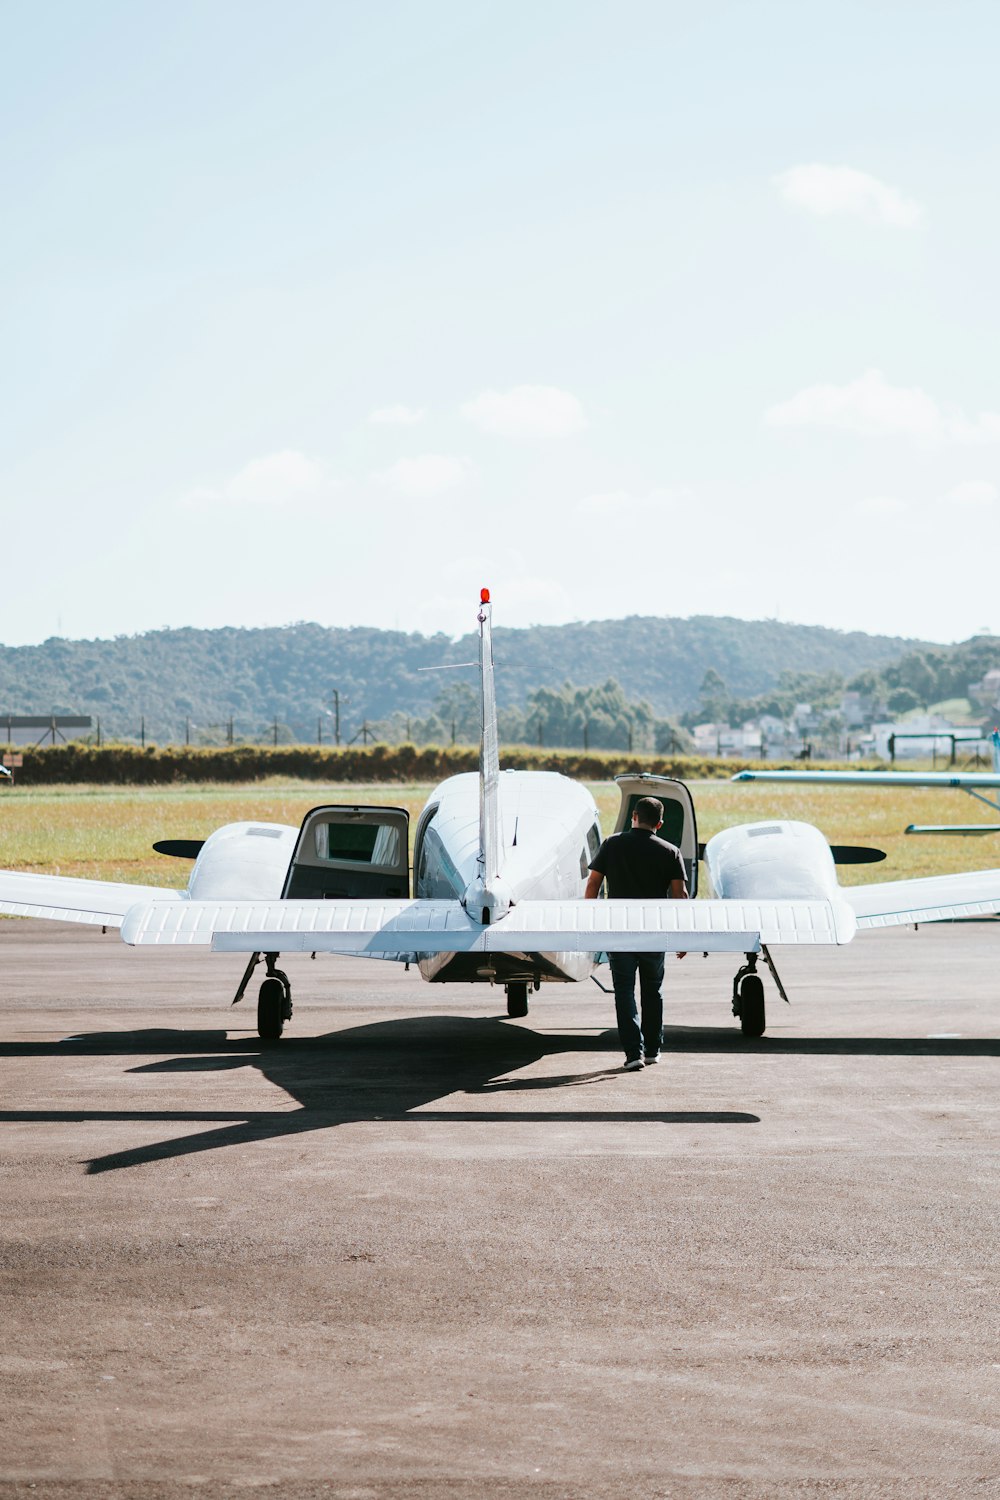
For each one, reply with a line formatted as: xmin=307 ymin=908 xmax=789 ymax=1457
xmin=258 ymin=954 xmax=292 ymax=1040
xmin=732 ymin=953 xmax=766 ymax=1038
xmin=233 ymin=951 xmax=292 ymax=1039
xmin=505 ymin=981 xmax=529 ymax=1017
xmin=731 ymin=945 xmax=789 ymax=1039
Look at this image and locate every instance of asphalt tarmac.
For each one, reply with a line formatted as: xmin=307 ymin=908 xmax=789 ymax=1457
xmin=1 ymin=919 xmax=999 ymax=1499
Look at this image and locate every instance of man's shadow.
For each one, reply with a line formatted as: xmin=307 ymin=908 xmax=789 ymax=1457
xmin=0 ymin=1015 xmax=760 ymax=1173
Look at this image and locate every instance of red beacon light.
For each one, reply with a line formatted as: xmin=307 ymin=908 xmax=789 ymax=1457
xmin=480 ymin=587 xmax=491 ymax=603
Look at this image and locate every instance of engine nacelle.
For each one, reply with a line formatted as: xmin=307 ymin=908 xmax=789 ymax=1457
xmin=187 ymin=822 xmax=297 ymax=902
xmin=705 ymin=820 xmax=841 ymax=902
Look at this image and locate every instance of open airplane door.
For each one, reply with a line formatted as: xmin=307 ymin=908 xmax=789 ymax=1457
xmin=281 ymin=805 xmax=410 ymax=899
xmin=612 ymin=775 xmax=699 ymax=896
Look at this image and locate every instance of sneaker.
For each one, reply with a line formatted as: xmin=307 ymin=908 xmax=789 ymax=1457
xmin=644 ymin=1054 xmax=660 ymax=1065
xmin=623 ymin=1056 xmax=644 ymax=1071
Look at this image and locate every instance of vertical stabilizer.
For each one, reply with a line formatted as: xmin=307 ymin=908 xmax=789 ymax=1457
xmin=460 ymin=589 xmax=512 ymax=923
xmin=478 ymin=589 xmax=502 ymax=884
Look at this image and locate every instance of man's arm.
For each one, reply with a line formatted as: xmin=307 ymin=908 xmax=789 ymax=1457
xmin=584 ymin=871 xmax=603 ymax=900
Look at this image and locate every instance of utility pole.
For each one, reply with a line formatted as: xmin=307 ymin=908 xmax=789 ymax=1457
xmin=227 ymin=717 xmax=234 ymax=746
xmin=317 ymin=716 xmax=322 ymax=745
xmin=141 ymin=716 xmax=145 ymax=749
xmin=583 ymin=721 xmax=589 ymax=751
xmin=332 ymin=690 xmax=341 ymax=746
xmin=185 ymin=717 xmax=190 ymax=747
xmin=273 ymin=717 xmax=279 ymax=747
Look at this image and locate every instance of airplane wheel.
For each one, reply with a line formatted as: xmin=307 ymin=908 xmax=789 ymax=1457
xmin=506 ymin=982 xmax=529 ymax=1018
xmin=738 ymin=974 xmax=765 ymax=1038
xmin=258 ymin=977 xmax=285 ymax=1040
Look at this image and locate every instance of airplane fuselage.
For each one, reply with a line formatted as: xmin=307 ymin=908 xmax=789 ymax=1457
xmin=412 ymin=769 xmax=602 ymax=984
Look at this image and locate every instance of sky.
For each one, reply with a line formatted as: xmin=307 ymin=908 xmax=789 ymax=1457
xmin=3 ymin=0 xmax=999 ymax=647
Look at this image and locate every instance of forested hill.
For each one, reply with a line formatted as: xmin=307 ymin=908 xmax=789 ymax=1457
xmin=0 ymin=615 xmax=933 ymax=744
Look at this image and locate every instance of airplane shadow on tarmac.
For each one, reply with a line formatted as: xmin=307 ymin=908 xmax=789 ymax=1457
xmin=0 ymin=1013 xmax=770 ymax=1174
xmin=3 ymin=1016 xmax=996 ymax=1175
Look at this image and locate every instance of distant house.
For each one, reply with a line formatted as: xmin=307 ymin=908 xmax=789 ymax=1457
xmin=793 ymin=703 xmax=821 ymax=733
xmin=969 ymin=668 xmax=1000 ymax=708
xmin=692 ymin=722 xmax=754 ymax=757
xmin=740 ymin=721 xmax=763 ymax=757
xmin=840 ymin=690 xmax=875 ymax=728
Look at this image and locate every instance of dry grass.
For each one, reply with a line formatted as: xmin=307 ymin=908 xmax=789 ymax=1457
xmin=1 ymin=776 xmax=998 ymax=890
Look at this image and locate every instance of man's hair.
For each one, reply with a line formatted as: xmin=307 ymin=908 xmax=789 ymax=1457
xmin=633 ymin=796 xmax=663 ymax=828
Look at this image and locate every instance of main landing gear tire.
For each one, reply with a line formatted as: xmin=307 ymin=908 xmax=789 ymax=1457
xmin=257 ymin=976 xmax=286 ymax=1040
xmin=738 ymin=973 xmax=766 ymax=1038
xmin=506 ymin=982 xmax=529 ymax=1018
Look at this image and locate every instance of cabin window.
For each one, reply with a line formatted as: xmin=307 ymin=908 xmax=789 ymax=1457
xmin=586 ymin=823 xmax=601 ymax=859
xmin=314 ymin=821 xmax=402 ymax=867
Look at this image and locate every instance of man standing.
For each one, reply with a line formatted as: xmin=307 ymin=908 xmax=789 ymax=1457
xmin=584 ymin=796 xmax=688 ymax=1071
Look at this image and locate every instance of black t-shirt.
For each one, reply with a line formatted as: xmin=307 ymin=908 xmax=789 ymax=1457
xmin=589 ymin=826 xmax=686 ymax=900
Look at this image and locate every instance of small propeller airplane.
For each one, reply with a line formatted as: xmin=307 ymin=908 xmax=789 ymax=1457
xmin=733 ymin=730 xmax=1000 ymax=835
xmin=2 ymin=590 xmax=1000 ymax=1041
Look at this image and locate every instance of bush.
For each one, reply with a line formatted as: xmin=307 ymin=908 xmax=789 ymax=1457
xmin=4 ymin=742 xmax=875 ymax=786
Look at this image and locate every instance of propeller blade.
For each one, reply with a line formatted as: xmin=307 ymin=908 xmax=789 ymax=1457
xmin=152 ymin=839 xmax=205 ymax=860
xmin=829 ymin=845 xmax=886 ymax=865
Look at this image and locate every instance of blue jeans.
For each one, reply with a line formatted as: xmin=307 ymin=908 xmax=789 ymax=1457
xmin=608 ymin=952 xmax=664 ymax=1061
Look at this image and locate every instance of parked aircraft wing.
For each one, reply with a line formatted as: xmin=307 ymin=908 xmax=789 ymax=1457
xmin=844 ymin=869 xmax=1000 ymax=928
xmin=0 ymin=870 xmax=186 ymax=927
xmin=732 ymin=769 xmax=1000 ymax=788
xmin=120 ymin=895 xmax=854 ymax=955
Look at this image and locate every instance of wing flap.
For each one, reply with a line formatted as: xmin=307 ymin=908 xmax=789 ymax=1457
xmin=0 ymin=870 xmax=185 ymax=928
xmin=845 ymin=870 xmax=1000 ymax=928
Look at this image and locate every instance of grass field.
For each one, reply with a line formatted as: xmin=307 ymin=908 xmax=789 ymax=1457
xmin=2 ymin=776 xmax=999 ymax=890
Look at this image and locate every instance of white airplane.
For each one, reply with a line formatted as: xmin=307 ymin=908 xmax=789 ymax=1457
xmin=733 ymin=730 xmax=1000 ymax=835
xmin=3 ymin=590 xmax=1000 ymax=1041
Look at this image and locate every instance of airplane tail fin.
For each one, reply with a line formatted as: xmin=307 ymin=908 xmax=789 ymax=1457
xmin=456 ymin=588 xmax=512 ymax=923
xmin=477 ymin=588 xmax=502 ymax=886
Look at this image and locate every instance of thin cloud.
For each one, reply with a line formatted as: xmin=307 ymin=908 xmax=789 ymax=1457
xmin=369 ymin=404 xmax=426 ymax=426
xmin=765 ymin=370 xmax=1000 ymax=445
xmin=853 ymin=495 xmax=908 ymax=517
xmin=773 ymin=164 xmax=923 ymax=227
xmin=181 ymin=450 xmax=327 ymax=507
xmin=373 ymin=453 xmax=471 ymax=497
xmin=944 ymin=480 xmax=997 ymax=508
xmin=578 ymin=487 xmax=693 ymax=520
xmin=460 ymin=385 xmax=586 ymax=438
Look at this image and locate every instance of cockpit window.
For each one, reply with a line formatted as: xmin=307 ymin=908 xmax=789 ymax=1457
xmin=314 ymin=821 xmax=402 ymax=866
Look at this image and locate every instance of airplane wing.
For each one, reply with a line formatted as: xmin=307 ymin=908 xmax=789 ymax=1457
xmin=119 ymin=895 xmax=856 ymax=955
xmin=732 ymin=769 xmax=1000 ymax=788
xmin=844 ymin=869 xmax=1000 ymax=928
xmin=0 ymin=871 xmax=185 ymax=927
